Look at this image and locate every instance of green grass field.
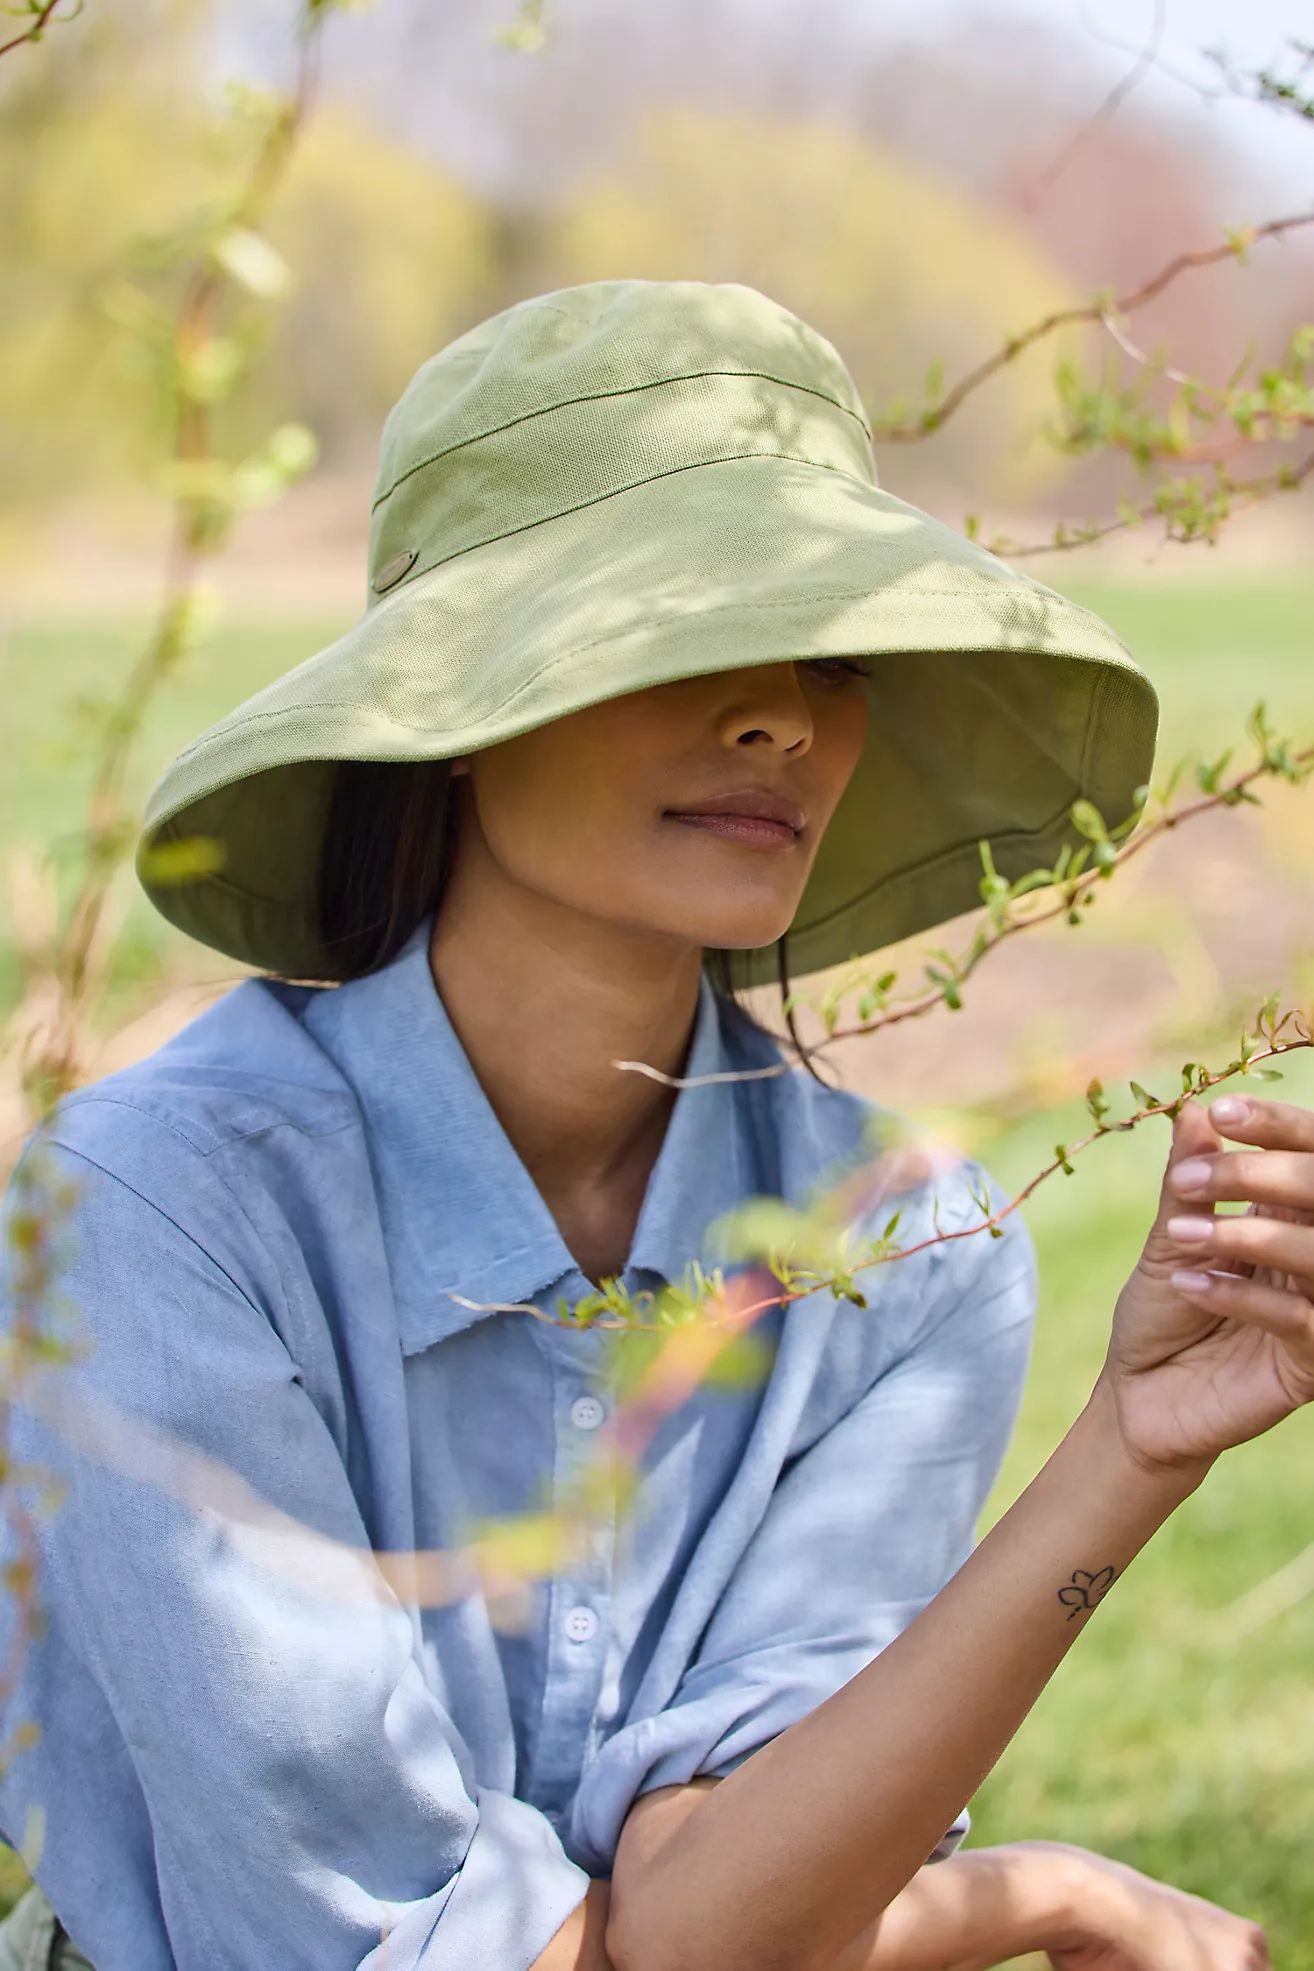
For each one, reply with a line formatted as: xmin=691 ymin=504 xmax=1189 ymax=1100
xmin=1 ymin=576 xmax=1313 ymax=1955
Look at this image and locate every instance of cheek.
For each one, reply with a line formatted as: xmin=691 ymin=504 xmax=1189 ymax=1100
xmin=474 ymin=748 xmax=651 ymax=888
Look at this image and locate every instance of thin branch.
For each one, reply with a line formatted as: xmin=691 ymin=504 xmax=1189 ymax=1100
xmin=984 ymin=442 xmax=1314 ymax=557
xmin=33 ymin=21 xmax=326 ymax=1110
xmin=0 ymin=0 xmax=73 ymax=61
xmin=1018 ymin=0 xmax=1168 ymax=208
xmin=871 ymin=209 xmax=1314 ymax=445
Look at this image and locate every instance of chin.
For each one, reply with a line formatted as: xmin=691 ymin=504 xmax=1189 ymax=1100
xmin=696 ymin=919 xmax=796 ymax=951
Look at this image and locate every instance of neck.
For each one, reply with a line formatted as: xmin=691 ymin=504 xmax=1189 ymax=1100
xmin=425 ymin=903 xmax=703 ymax=1209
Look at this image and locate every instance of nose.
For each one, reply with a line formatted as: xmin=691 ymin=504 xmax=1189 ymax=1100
xmin=714 ymin=663 xmax=813 ymax=753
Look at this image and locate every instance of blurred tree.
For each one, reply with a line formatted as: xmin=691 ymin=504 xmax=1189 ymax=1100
xmin=0 ymin=28 xmax=497 ymax=536
xmin=0 ymin=0 xmax=218 ymax=530
xmin=539 ymin=102 xmax=1090 ymax=510
xmin=253 ymin=100 xmax=498 ymax=466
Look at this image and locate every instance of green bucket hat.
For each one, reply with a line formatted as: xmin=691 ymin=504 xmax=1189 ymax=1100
xmin=136 ymin=277 xmax=1159 ymax=986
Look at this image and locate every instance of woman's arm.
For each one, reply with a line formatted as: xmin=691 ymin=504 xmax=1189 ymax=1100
xmin=535 ymin=1838 xmax=1086 ymax=1971
xmin=830 ymin=1843 xmax=1089 ymax=1971
xmin=615 ymin=1781 xmax=1085 ymax=1971
xmin=604 ymin=1379 xmax=1203 ymax=1971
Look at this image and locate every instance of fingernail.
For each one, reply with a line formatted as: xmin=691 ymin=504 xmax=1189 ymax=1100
xmin=1171 ymin=1158 xmax=1212 ymax=1192
xmin=1211 ymin=1096 xmax=1251 ymax=1124
xmin=1167 ymin=1214 xmax=1214 ymax=1243
xmin=1171 ymin=1269 xmax=1215 ymax=1293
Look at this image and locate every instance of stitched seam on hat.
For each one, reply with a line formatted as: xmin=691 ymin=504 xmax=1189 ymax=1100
xmin=365 ymin=449 xmax=877 ymax=605
xmin=161 ymin=583 xmax=1127 ymax=769
xmin=370 ymin=369 xmax=873 ymax=510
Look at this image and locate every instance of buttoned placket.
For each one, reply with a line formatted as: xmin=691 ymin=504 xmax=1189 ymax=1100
xmin=527 ymin=1296 xmax=621 ymax=1816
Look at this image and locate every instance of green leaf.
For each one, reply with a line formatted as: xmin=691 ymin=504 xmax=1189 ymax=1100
xmin=176 ymin=337 xmax=243 ymax=405
xmin=707 ymin=1197 xmax=834 ymax=1272
xmin=699 ymin=1332 xmax=775 ymax=1389
xmin=137 ymin=836 xmax=227 ymax=886
xmin=492 ymin=7 xmax=547 ymax=50
xmin=210 ymin=226 xmax=291 ymax=298
xmin=1069 ymin=799 xmax=1109 ymax=841
xmin=152 ymin=459 xmax=234 ymax=504
xmin=230 ymin=464 xmax=285 ymax=509
xmin=266 ymin=422 xmax=319 ymax=477
xmin=1250 ymin=1067 xmax=1284 ymax=1081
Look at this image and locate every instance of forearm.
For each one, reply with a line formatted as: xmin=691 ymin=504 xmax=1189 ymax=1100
xmin=606 ymin=1379 xmax=1207 ymax=1971
xmin=534 ymin=1844 xmax=1082 ymax=1971
xmin=831 ymin=1841 xmax=1088 ymax=1971
xmin=612 ymin=1793 xmax=1086 ymax=1971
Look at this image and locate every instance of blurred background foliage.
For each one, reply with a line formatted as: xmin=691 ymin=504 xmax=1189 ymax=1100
xmin=7 ymin=0 xmax=1310 ymax=552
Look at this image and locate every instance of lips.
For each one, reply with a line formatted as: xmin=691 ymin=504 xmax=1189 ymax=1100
xmin=662 ymin=788 xmax=806 ymax=833
xmin=665 ymin=811 xmax=798 ymax=845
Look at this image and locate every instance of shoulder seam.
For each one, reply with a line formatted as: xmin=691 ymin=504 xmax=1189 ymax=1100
xmin=40 ymin=1127 xmax=289 ymax=1330
xmin=53 ymin=1092 xmax=360 ymax=1160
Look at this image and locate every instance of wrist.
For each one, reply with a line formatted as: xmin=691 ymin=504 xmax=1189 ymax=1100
xmin=996 ymin=1841 xmax=1118 ymax=1953
xmin=1079 ymin=1374 xmax=1215 ymax=1498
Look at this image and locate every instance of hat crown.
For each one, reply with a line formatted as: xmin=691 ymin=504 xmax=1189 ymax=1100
xmin=365 ymin=279 xmax=877 ymax=605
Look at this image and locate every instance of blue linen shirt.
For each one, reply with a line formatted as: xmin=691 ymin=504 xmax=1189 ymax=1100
xmin=0 ymin=909 xmax=1037 ymax=1971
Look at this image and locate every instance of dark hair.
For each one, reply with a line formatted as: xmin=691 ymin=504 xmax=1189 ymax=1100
xmin=310 ymin=757 xmax=831 ymax=1085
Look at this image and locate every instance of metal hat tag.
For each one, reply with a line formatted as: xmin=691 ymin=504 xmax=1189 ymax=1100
xmin=373 ymin=548 xmax=418 ymax=594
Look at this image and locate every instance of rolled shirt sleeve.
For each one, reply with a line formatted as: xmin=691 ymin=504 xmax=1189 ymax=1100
xmin=574 ymin=1160 xmax=1038 ymax=1870
xmin=0 ymin=1131 xmax=592 ymax=1971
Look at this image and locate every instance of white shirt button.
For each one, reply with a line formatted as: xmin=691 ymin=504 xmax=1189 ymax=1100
xmin=569 ymin=1394 xmax=605 ymax=1431
xmin=565 ymin=1604 xmax=598 ymax=1643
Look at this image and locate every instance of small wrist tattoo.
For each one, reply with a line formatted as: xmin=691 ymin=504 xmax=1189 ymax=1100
xmin=1057 ymin=1564 xmax=1118 ymax=1621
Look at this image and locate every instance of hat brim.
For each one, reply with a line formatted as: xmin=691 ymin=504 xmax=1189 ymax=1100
xmin=137 ymin=453 xmax=1159 ymax=983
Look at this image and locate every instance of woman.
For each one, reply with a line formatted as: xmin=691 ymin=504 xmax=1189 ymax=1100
xmin=0 ymin=278 xmax=1306 ymax=1970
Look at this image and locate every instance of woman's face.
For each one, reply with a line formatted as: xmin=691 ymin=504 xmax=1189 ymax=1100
xmin=446 ymin=657 xmax=871 ymax=960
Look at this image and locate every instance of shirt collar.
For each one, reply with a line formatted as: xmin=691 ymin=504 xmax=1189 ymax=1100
xmin=300 ymin=910 xmax=753 ymax=1354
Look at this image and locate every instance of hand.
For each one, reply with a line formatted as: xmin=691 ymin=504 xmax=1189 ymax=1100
xmin=1097 ymin=1094 xmax=1314 ymax=1480
xmin=1042 ymin=1845 xmax=1272 ymax=1970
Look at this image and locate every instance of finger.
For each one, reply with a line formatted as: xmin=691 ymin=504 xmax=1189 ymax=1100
xmin=1168 ymin=1147 xmax=1314 ymax=1212
xmin=1168 ymin=1264 xmax=1314 ymax=1352
xmin=1207 ymin=1093 xmax=1314 ymax=1151
xmin=1166 ymin=1209 xmax=1314 ymax=1287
